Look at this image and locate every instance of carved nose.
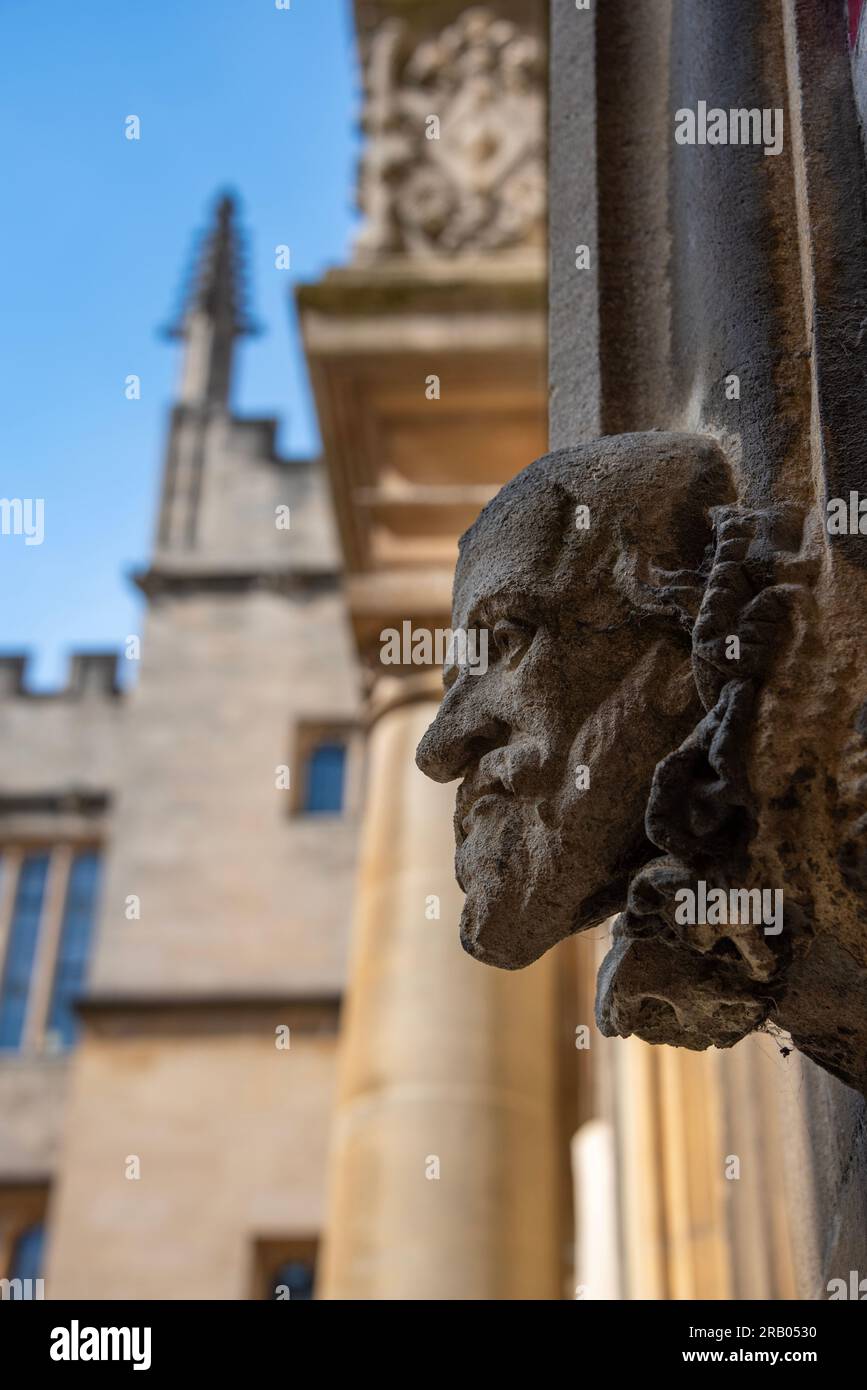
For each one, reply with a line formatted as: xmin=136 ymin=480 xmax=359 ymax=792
xmin=416 ymin=701 xmax=510 ymax=784
xmin=415 ymin=710 xmax=461 ymax=784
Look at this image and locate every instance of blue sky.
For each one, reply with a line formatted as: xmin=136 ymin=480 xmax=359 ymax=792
xmin=0 ymin=0 xmax=358 ymax=687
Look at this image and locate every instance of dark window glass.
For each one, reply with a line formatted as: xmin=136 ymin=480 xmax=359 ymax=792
xmin=46 ymin=852 xmax=101 ymax=1048
xmin=0 ymin=853 xmax=49 ymax=1050
xmin=303 ymin=743 xmax=346 ymax=814
xmin=9 ymin=1224 xmax=45 ymax=1283
xmin=270 ymin=1259 xmax=315 ymax=1300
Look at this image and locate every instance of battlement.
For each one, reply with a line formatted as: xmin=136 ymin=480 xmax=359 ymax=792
xmin=0 ymin=652 xmax=123 ymax=699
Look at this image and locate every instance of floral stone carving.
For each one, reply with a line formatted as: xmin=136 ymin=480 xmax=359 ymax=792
xmin=355 ymin=6 xmax=545 ymax=258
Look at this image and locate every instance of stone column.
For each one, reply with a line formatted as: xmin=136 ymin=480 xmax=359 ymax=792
xmin=548 ymin=0 xmax=867 ymax=1299
xmin=318 ymin=678 xmax=560 ymax=1300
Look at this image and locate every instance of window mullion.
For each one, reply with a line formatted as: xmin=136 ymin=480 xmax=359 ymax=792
xmin=23 ymin=846 xmax=72 ymax=1053
xmin=0 ymin=847 xmax=23 ymax=976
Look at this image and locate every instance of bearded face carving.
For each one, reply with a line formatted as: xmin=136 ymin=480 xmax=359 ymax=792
xmin=416 ymin=431 xmax=867 ymax=1096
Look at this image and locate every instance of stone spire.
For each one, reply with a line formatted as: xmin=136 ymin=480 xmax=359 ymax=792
xmin=165 ymin=191 xmax=258 ymax=408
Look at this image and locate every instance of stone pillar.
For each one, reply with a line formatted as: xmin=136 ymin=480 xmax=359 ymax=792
xmin=572 ymin=1118 xmax=620 ymax=1301
xmin=318 ymin=679 xmax=560 ymax=1299
xmin=546 ymin=0 xmax=867 ymax=1300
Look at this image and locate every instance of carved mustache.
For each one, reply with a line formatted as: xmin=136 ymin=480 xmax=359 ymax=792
xmin=455 ymin=741 xmax=549 ymax=842
xmin=456 ymin=783 xmax=510 ymax=843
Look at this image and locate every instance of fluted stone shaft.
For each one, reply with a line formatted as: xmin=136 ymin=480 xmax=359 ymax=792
xmin=318 ymin=687 xmax=560 ymax=1300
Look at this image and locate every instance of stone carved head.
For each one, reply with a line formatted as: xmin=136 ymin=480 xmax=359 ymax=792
xmin=416 ymin=431 xmax=867 ymax=1094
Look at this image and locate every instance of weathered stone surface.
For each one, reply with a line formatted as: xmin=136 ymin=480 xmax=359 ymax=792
xmin=416 ymin=430 xmax=867 ymax=1095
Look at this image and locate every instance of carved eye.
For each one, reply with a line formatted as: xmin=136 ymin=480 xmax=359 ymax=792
xmin=492 ymin=619 xmax=533 ymax=667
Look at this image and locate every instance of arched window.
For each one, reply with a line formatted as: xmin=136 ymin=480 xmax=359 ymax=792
xmin=10 ymin=1223 xmax=45 ymax=1284
xmin=0 ymin=853 xmax=50 ymax=1050
xmin=0 ymin=848 xmax=101 ymax=1052
xmin=302 ymin=742 xmax=346 ymax=814
xmin=253 ymin=1237 xmax=318 ymax=1299
xmin=270 ymin=1259 xmax=315 ymax=1300
xmin=46 ymin=851 xmax=102 ymax=1048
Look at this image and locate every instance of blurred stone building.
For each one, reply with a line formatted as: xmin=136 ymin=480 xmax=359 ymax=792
xmin=1 ymin=0 xmax=865 ymax=1302
xmin=0 ymin=181 xmax=361 ymax=1297
xmin=0 ymin=0 xmax=553 ymax=1303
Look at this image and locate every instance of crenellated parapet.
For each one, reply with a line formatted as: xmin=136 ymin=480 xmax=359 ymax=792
xmin=0 ymin=652 xmax=122 ymax=700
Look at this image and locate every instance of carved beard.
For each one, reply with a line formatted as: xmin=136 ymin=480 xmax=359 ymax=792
xmin=453 ymin=725 xmax=652 ymax=971
xmin=450 ymin=636 xmax=696 ymax=969
xmin=455 ymin=789 xmax=575 ymax=968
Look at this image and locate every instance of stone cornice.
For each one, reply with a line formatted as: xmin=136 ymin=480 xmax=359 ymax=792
xmin=132 ymin=567 xmax=341 ymax=599
xmin=78 ymin=995 xmax=342 ymax=1038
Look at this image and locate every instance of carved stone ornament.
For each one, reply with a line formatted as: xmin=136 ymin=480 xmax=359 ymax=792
xmin=416 ymin=432 xmax=867 ymax=1095
xmin=355 ymin=6 xmax=545 ymax=258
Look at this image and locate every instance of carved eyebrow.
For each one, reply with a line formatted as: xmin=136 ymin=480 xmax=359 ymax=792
xmin=574 ymin=616 xmax=634 ymax=634
xmin=472 ymin=597 xmax=540 ymax=628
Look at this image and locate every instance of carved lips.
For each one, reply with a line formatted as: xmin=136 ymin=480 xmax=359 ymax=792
xmin=455 ymin=781 xmax=510 ymax=844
